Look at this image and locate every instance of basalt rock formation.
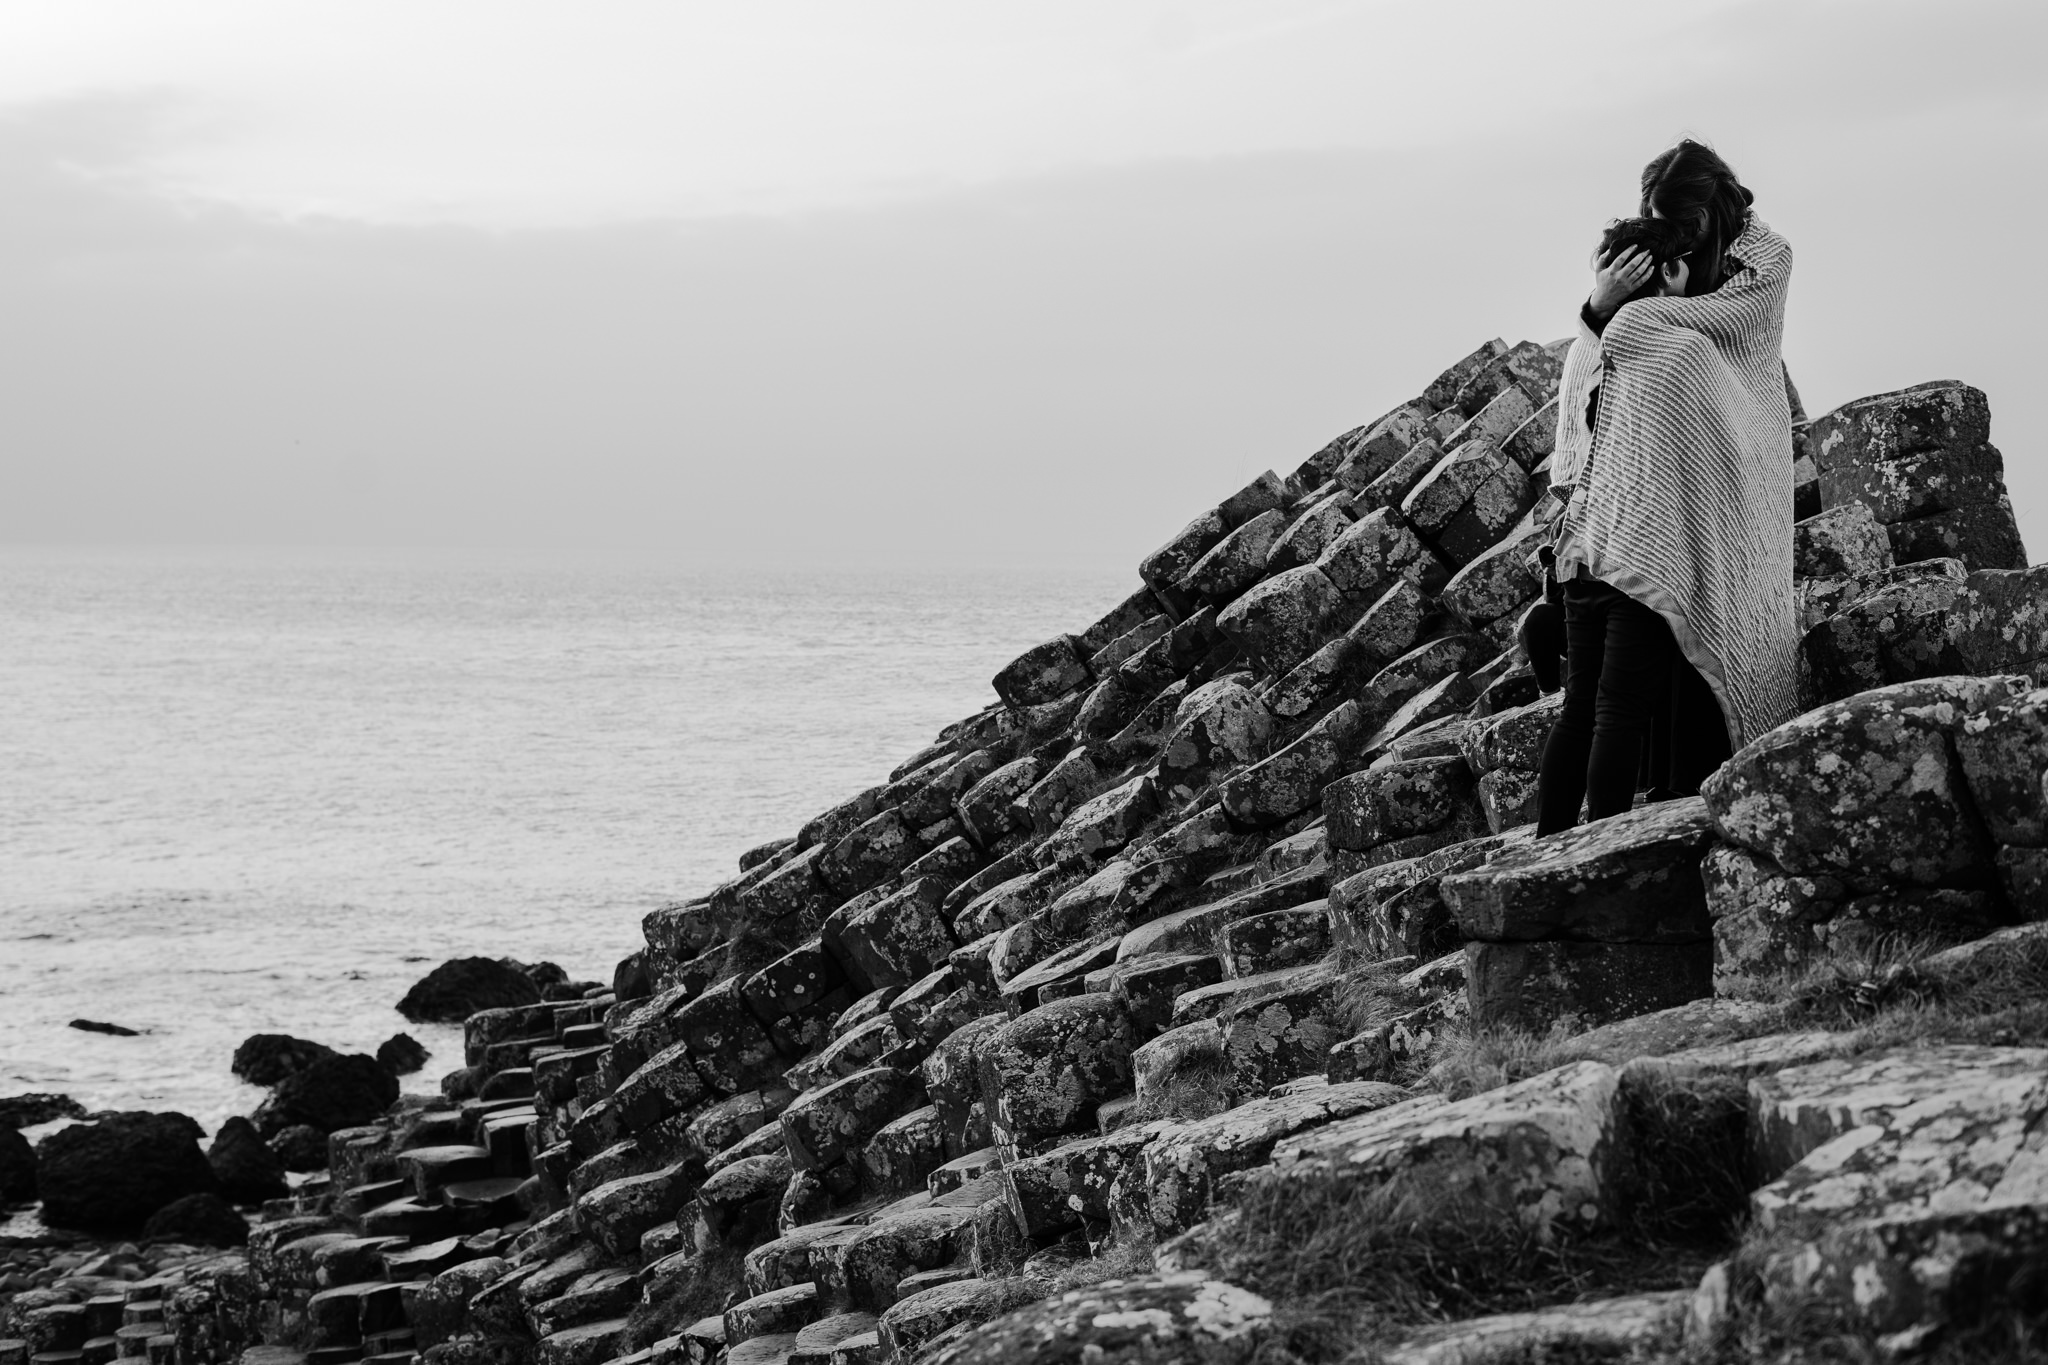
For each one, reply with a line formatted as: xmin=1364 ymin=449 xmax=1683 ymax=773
xmin=9 ymin=353 xmax=2042 ymax=1365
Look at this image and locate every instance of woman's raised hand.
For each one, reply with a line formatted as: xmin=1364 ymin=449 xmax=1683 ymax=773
xmin=1587 ymin=246 xmax=1654 ymax=321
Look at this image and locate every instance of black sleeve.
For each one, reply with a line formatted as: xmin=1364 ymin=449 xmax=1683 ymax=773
xmin=1580 ymin=300 xmax=1610 ymax=336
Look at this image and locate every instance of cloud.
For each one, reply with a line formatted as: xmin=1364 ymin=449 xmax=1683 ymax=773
xmin=0 ymin=2 xmax=2043 ymax=567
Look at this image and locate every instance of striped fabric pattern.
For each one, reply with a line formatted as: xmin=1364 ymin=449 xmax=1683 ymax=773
xmin=1551 ymin=214 xmax=1798 ymax=747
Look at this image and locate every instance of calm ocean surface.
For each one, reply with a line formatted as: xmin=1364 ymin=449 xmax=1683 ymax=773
xmin=0 ymin=548 xmax=1130 ymax=1134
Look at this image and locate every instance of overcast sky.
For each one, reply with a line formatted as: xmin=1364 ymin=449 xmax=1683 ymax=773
xmin=2 ymin=0 xmax=2043 ymax=568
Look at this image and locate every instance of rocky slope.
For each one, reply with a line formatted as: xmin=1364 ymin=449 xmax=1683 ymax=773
xmin=10 ymin=343 xmax=2043 ymax=1365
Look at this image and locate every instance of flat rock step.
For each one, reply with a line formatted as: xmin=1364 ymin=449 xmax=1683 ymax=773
xmin=915 ymin=1272 xmax=1271 ymax=1364
xmin=1268 ymin=1061 xmax=1619 ymax=1242
xmin=725 ymin=1333 xmax=800 ymax=1365
xmin=443 ymin=1175 xmax=527 ymax=1212
xmin=725 ymin=1283 xmax=820 ymax=1343
xmin=678 ymin=1316 xmax=725 ymax=1362
xmin=395 ymin=1144 xmax=494 ymax=1197
xmin=788 ymin=1311 xmax=877 ymax=1365
xmin=534 ymin=1316 xmax=630 ymax=1365
xmin=111 ymin=1327 xmax=157 ymax=1357
xmin=1442 ymin=797 xmax=1716 ymax=945
xmin=1380 ymin=1290 xmax=1688 ymax=1365
xmin=927 ymin=1148 xmax=1000 ymax=1195
xmin=305 ymin=1281 xmax=405 ymax=1349
xmin=341 ymin=1179 xmax=408 ymax=1217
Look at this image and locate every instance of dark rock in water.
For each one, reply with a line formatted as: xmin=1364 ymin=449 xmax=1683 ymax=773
xmin=141 ymin=1191 xmax=247 ymax=1247
xmin=0 ymin=1124 xmax=34 ymax=1202
xmin=0 ymin=1093 xmax=86 ymax=1129
xmin=376 ymin=1032 xmax=430 ymax=1075
xmin=230 ymin=1033 xmax=338 ymax=1085
xmin=269 ymin=1124 xmax=329 ymax=1172
xmin=517 ymin=958 xmax=569 ymax=992
xmin=206 ymin=1116 xmax=288 ymax=1204
xmin=35 ymin=1111 xmax=216 ymax=1228
xmin=252 ymin=1053 xmax=399 ymax=1135
xmin=397 ymin=956 xmax=542 ymax=1023
xmin=68 ymin=1019 xmax=140 ymax=1036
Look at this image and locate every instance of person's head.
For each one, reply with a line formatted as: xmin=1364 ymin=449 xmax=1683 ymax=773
xmin=1639 ymin=139 xmax=1752 ymax=295
xmin=1598 ymin=216 xmax=1692 ymax=305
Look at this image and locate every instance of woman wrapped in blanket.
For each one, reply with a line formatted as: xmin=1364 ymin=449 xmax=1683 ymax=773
xmin=1533 ymin=140 xmax=1797 ymax=837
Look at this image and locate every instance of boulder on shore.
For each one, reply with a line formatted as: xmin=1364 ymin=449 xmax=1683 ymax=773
xmin=141 ymin=1191 xmax=248 ymax=1246
xmin=0 ymin=1124 xmax=34 ymax=1202
xmin=251 ymin=1053 xmax=399 ymax=1135
xmin=269 ymin=1124 xmax=329 ymax=1172
xmin=0 ymin=1093 xmax=85 ymax=1129
xmin=518 ymin=959 xmax=572 ymax=996
xmin=36 ymin=1111 xmax=216 ymax=1229
xmin=396 ymin=957 xmax=543 ymax=1022
xmin=230 ymin=1033 xmax=338 ymax=1086
xmin=207 ymin=1115 xmax=289 ymax=1204
xmin=376 ymin=1032 xmax=431 ymax=1075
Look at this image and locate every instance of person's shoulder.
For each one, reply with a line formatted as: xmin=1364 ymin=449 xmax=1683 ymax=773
xmin=1736 ymin=213 xmax=1792 ymax=261
xmin=1613 ymin=299 xmax=1715 ymax=357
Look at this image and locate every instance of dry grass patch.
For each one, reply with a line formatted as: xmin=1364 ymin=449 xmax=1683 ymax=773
xmin=1332 ymin=951 xmax=1428 ymax=1039
xmin=1131 ymin=1030 xmax=1234 ymax=1124
xmin=1775 ymin=929 xmax=2048 ymax=1053
xmin=1418 ymin=1018 xmax=1592 ymax=1101
xmin=1181 ymin=1176 xmax=1714 ymax=1364
xmin=962 ymin=1232 xmax=1163 ymax=1337
xmin=1613 ymin=1068 xmax=1750 ymax=1248
xmin=1416 ymin=925 xmax=2048 ymax=1109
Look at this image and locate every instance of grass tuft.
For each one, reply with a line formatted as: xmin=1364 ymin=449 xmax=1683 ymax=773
xmin=1773 ymin=928 xmax=2048 ymax=1054
xmin=619 ymin=1244 xmax=745 ymax=1351
xmin=1038 ymin=1232 xmax=1158 ymax=1294
xmin=1615 ymin=1069 xmax=1750 ymax=1248
xmin=1131 ymin=1033 xmax=1234 ymax=1123
xmin=1418 ymin=1016 xmax=1590 ymax=1101
xmin=1180 ymin=1173 xmax=1711 ymax=1362
xmin=960 ymin=1231 xmax=1162 ymax=1341
xmin=1331 ymin=951 xmax=1426 ymax=1040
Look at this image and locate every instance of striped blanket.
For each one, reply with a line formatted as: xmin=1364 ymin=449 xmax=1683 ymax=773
xmin=1550 ymin=214 xmax=1797 ymax=747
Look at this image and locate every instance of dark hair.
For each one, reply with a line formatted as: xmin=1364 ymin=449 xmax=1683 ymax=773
xmin=1639 ymin=139 xmax=1753 ymax=295
xmin=1598 ymin=217 xmax=1692 ymax=306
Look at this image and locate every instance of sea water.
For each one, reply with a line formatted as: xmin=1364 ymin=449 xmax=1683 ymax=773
xmin=0 ymin=548 xmax=1130 ymax=1134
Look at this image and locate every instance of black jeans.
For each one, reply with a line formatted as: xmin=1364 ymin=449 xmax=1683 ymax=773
xmin=1535 ymin=577 xmax=1731 ymax=835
